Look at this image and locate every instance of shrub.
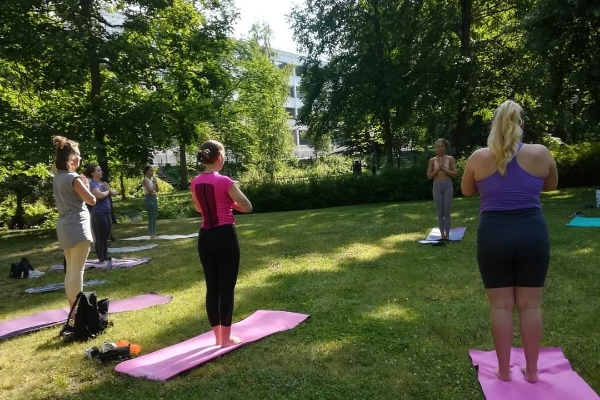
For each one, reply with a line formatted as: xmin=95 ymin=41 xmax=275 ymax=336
xmin=551 ymin=142 xmax=600 ymax=188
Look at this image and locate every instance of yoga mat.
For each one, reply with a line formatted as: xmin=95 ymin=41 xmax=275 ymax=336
xmin=108 ymin=244 xmax=158 ymax=253
xmin=25 ymin=279 xmax=110 ymax=294
xmin=122 ymin=233 xmax=198 ymax=241
xmin=0 ymin=293 xmax=172 ymax=340
xmin=566 ymin=216 xmax=600 ymax=228
xmin=418 ymin=226 xmax=467 ymax=243
xmin=115 ymin=310 xmax=310 ymax=381
xmin=50 ymin=257 xmax=151 ymax=271
xmin=469 ymin=347 xmax=600 ymax=400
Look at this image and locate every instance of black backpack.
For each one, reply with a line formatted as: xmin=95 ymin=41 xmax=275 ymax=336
xmin=9 ymin=257 xmax=33 ymax=279
xmin=60 ymin=292 xmax=109 ymax=341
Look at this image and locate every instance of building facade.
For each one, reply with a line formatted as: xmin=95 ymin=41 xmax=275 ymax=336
xmin=272 ymin=49 xmax=315 ymax=159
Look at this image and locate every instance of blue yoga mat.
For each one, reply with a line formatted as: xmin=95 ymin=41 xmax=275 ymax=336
xmin=566 ymin=216 xmax=600 ymax=228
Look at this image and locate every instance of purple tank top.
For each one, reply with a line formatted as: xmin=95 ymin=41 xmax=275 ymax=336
xmin=476 ymin=143 xmax=544 ymax=212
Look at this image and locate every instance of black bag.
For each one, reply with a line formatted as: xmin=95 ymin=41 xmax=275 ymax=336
xmin=60 ymin=292 xmax=109 ymax=341
xmin=9 ymin=258 xmax=31 ymax=279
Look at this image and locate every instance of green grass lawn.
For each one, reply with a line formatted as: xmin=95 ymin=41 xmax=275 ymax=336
xmin=1 ymin=188 xmax=599 ymax=400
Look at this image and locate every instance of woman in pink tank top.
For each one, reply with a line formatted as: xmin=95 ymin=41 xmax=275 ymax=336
xmin=190 ymin=140 xmax=253 ymax=348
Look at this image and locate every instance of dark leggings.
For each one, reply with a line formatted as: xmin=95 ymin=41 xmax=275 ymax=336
xmin=92 ymin=211 xmax=112 ymax=262
xmin=477 ymin=208 xmax=550 ymax=288
xmin=197 ymin=224 xmax=240 ymax=327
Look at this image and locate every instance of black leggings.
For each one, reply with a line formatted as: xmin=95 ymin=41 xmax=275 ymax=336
xmin=477 ymin=208 xmax=550 ymax=288
xmin=197 ymin=224 xmax=240 ymax=327
xmin=92 ymin=211 xmax=112 ymax=262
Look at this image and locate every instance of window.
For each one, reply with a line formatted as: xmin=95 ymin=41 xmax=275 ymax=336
xmin=285 ymin=107 xmax=296 ymax=118
xmin=299 ymin=131 xmax=310 ymax=146
xmin=289 ymin=86 xmax=295 ymax=98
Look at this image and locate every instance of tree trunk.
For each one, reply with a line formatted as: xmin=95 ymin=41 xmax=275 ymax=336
xmin=453 ymin=0 xmax=473 ymax=158
xmin=372 ymin=0 xmax=394 ymax=166
xmin=119 ymin=173 xmax=127 ymax=200
xmin=81 ymin=0 xmax=109 ymax=180
xmin=10 ymin=191 xmax=26 ymax=229
xmin=179 ymin=142 xmax=188 ymax=190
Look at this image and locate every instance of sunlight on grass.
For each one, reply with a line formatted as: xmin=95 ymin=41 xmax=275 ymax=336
xmin=378 ymin=233 xmax=422 ymax=247
xmin=365 ymin=304 xmax=417 ymax=322
xmin=334 ymin=243 xmax=397 ymax=262
xmin=1 ymin=187 xmax=599 ymax=400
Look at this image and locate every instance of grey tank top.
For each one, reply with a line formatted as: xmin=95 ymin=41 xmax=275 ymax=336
xmin=53 ymin=170 xmax=92 ymax=250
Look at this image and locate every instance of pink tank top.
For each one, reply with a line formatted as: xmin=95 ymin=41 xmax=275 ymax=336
xmin=190 ymin=172 xmax=235 ymax=229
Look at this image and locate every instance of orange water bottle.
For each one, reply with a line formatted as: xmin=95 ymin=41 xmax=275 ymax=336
xmin=117 ymin=340 xmax=141 ymax=355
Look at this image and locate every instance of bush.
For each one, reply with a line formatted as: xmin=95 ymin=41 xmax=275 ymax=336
xmin=551 ymin=142 xmax=600 ymax=188
xmin=117 ymin=176 xmax=175 ymax=199
xmin=242 ymin=166 xmax=434 ymax=213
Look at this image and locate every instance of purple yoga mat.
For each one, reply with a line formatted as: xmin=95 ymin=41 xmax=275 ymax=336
xmin=0 ymin=293 xmax=172 ymax=340
xmin=115 ymin=310 xmax=310 ymax=381
xmin=470 ymin=347 xmax=600 ymax=400
xmin=50 ymin=257 xmax=151 ymax=271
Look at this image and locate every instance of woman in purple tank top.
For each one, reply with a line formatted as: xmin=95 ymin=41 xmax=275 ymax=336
xmin=461 ymin=100 xmax=558 ymax=383
xmin=190 ymin=140 xmax=253 ymax=348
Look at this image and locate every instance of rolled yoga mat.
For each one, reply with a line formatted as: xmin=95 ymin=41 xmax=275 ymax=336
xmin=122 ymin=233 xmax=198 ymax=241
xmin=115 ymin=310 xmax=310 ymax=381
xmin=0 ymin=293 xmax=172 ymax=340
xmin=469 ymin=347 xmax=600 ymax=400
xmin=50 ymin=257 xmax=151 ymax=271
xmin=566 ymin=216 xmax=600 ymax=228
xmin=418 ymin=226 xmax=467 ymax=243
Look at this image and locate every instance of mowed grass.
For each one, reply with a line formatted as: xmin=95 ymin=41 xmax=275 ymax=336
xmin=0 ymin=188 xmax=599 ymax=400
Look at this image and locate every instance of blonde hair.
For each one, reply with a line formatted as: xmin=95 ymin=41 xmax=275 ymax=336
xmin=488 ymin=100 xmax=523 ymax=176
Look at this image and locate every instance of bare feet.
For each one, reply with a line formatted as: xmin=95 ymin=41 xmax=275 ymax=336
xmin=221 ymin=335 xmax=243 ymax=348
xmin=521 ymin=367 xmax=538 ymax=383
xmin=150 ymin=235 xmax=159 ymax=239
xmin=495 ymin=369 xmax=511 ymax=382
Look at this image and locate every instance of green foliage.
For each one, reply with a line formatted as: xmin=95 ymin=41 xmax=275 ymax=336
xmin=242 ymin=166 xmax=433 ymax=213
xmin=551 ymin=142 xmax=600 ymax=189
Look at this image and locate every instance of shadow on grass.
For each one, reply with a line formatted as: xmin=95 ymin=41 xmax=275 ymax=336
xmin=1 ymin=187 xmax=599 ymax=399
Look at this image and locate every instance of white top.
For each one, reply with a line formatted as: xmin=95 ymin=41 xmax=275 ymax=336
xmin=142 ymin=177 xmax=156 ymax=195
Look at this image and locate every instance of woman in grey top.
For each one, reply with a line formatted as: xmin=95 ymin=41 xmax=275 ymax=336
xmin=52 ymin=136 xmax=96 ymax=311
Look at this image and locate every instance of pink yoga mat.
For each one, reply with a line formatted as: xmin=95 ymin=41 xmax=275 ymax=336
xmin=0 ymin=293 xmax=172 ymax=340
xmin=115 ymin=310 xmax=310 ymax=381
xmin=469 ymin=347 xmax=599 ymax=400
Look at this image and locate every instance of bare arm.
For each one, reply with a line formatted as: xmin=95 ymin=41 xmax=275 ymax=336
xmin=542 ymin=150 xmax=558 ymax=192
xmin=440 ymin=157 xmax=458 ymax=178
xmin=153 ymin=177 xmax=159 ymax=193
xmin=142 ymin=178 xmax=156 ymax=195
xmin=190 ymin=185 xmax=202 ymax=214
xmin=73 ymin=176 xmax=96 ymax=206
xmin=460 ymin=153 xmax=479 ymax=197
xmin=228 ymin=183 xmax=253 ymax=213
xmin=426 ymin=159 xmax=439 ymax=180
xmin=91 ymin=182 xmax=110 ymax=199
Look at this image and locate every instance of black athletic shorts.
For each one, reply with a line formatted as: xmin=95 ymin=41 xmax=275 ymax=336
xmin=477 ymin=208 xmax=550 ymax=288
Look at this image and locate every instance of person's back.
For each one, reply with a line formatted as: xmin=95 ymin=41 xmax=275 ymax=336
xmin=190 ymin=172 xmax=235 ymax=229
xmin=473 ymin=143 xmax=554 ymax=213
xmin=54 ymin=170 xmax=91 ymax=250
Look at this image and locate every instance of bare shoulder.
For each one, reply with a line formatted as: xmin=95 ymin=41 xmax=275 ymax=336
xmin=468 ymin=148 xmax=490 ymax=160
xmin=522 ymin=143 xmax=552 ymax=159
xmin=523 ymin=143 xmax=550 ymax=153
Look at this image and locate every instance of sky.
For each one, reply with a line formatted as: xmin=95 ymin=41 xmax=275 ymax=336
xmin=232 ymin=0 xmax=301 ymax=54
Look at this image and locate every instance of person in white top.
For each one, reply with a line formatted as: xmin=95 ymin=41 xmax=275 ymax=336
xmin=142 ymin=166 xmax=159 ymax=239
